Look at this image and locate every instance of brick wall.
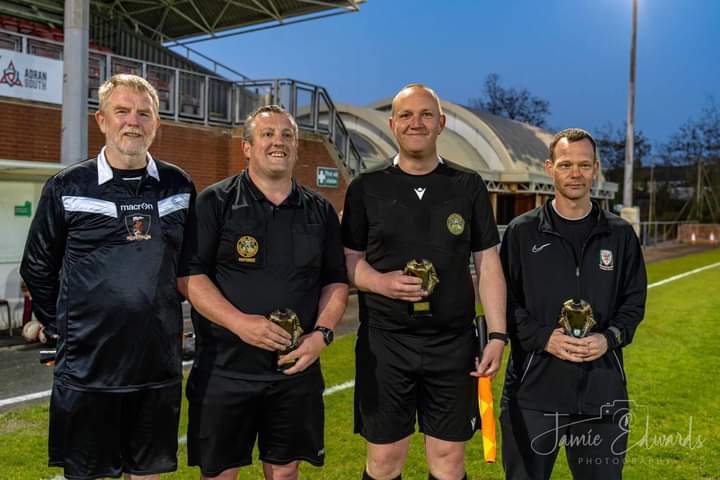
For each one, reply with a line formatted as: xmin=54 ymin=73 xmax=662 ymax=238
xmin=0 ymin=99 xmax=348 ymax=211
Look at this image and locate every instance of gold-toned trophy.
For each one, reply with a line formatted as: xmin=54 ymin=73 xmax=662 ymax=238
xmin=404 ymin=259 xmax=440 ymax=317
xmin=267 ymin=308 xmax=304 ymax=370
xmin=558 ymin=299 xmax=596 ymax=338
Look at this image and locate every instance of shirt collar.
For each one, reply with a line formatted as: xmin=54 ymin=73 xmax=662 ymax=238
xmin=392 ymin=154 xmax=444 ymax=166
xmin=97 ymin=146 xmax=160 ymax=185
xmin=242 ymin=170 xmax=302 ymax=207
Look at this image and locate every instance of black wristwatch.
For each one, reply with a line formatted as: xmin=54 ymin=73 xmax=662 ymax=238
xmin=313 ymin=326 xmax=335 ymax=346
xmin=488 ymin=332 xmax=509 ymax=344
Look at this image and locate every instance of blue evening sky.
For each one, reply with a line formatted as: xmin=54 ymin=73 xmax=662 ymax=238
xmin=186 ymin=0 xmax=719 ymax=146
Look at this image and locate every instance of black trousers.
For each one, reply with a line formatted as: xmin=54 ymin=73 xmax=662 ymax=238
xmin=500 ymin=403 xmax=628 ymax=480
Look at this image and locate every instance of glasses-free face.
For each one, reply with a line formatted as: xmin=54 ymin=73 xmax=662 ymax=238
xmin=390 ymin=88 xmax=446 ymax=158
xmin=95 ymin=85 xmax=159 ymax=162
xmin=243 ymin=112 xmax=298 ymax=180
xmin=545 ymin=138 xmax=599 ymax=202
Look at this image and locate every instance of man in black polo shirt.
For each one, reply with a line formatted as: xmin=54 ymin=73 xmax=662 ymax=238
xmin=342 ymin=84 xmax=507 ymax=480
xmin=178 ymin=105 xmax=348 ymax=479
xmin=499 ymin=128 xmax=647 ymax=479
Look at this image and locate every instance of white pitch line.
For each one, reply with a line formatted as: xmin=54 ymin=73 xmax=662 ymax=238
xmin=647 ymin=261 xmax=720 ymax=289
xmin=0 ymin=389 xmax=51 ymax=408
xmin=6 ymin=261 xmax=719 ymax=412
xmin=323 ymin=379 xmax=355 ymax=396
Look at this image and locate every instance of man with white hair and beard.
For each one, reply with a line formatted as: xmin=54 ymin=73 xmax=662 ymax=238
xmin=21 ymin=74 xmax=195 ymax=479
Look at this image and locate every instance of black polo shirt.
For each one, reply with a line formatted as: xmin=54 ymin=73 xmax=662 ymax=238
xmin=342 ymin=160 xmax=499 ymax=334
xmin=180 ymin=171 xmax=347 ymax=380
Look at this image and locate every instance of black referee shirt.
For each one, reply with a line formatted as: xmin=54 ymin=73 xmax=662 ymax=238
xmin=342 ymin=160 xmax=499 ymax=333
xmin=180 ymin=171 xmax=347 ymax=380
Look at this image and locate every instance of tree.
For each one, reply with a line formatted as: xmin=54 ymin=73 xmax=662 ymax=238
xmin=594 ymin=123 xmax=651 ymax=181
xmin=593 ymin=123 xmax=652 ymax=213
xmin=657 ymin=97 xmax=720 ymax=221
xmin=468 ymin=73 xmax=551 ymax=128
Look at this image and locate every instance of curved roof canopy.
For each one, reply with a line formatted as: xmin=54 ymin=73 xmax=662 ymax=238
xmin=1 ymin=0 xmax=364 ymax=42
xmin=340 ymin=99 xmax=617 ymax=199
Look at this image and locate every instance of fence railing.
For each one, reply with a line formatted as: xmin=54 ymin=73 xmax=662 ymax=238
xmin=639 ymin=221 xmax=695 ymax=247
xmin=0 ymin=28 xmax=363 ymax=175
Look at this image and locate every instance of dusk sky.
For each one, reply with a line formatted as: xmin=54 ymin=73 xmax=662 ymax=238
xmin=185 ymin=0 xmax=719 ymax=148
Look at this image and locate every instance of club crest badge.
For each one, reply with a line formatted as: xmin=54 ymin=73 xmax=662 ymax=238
xmin=447 ymin=213 xmax=465 ymax=236
xmin=236 ymin=235 xmax=259 ymax=263
xmin=125 ymin=214 xmax=152 ymax=241
xmin=599 ymin=249 xmax=614 ymax=271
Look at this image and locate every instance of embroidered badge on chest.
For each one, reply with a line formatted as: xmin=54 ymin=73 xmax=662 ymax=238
xmin=237 ymin=235 xmax=259 ymax=263
xmin=599 ymin=249 xmax=614 ymax=271
xmin=125 ymin=214 xmax=152 ymax=241
xmin=447 ymin=213 xmax=465 ymax=236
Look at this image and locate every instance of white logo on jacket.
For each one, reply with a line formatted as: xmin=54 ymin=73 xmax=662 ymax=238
xmin=599 ymin=249 xmax=614 ymax=271
xmin=531 ymin=242 xmax=552 ymax=253
xmin=414 ymin=187 xmax=426 ymax=200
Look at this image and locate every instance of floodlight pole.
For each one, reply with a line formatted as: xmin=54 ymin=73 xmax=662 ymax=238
xmin=61 ymin=0 xmax=89 ymax=165
xmin=623 ymin=0 xmax=638 ymax=207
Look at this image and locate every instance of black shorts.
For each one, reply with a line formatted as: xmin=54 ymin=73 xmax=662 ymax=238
xmin=354 ymin=324 xmax=479 ymax=444
xmin=48 ymin=382 xmax=181 ymax=480
xmin=186 ymin=368 xmax=325 ymax=477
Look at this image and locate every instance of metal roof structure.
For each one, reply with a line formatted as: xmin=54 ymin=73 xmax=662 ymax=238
xmin=0 ymin=0 xmax=364 ymax=43
xmin=340 ymin=99 xmax=618 ymax=199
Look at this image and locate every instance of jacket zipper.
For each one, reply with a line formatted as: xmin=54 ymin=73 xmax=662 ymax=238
xmin=543 ymin=227 xmax=605 ymax=414
xmin=520 ymin=352 xmax=536 ymax=383
xmin=612 ymin=350 xmax=626 ymax=382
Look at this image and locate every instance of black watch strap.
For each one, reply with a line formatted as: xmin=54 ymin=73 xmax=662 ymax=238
xmin=488 ymin=332 xmax=509 ymax=344
xmin=313 ymin=326 xmax=334 ymax=346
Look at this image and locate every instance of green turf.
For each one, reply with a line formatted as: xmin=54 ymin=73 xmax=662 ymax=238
xmin=2 ymin=247 xmax=719 ymax=479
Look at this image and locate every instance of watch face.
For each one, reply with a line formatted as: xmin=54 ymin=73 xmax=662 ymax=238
xmin=326 ymin=329 xmax=334 ymax=345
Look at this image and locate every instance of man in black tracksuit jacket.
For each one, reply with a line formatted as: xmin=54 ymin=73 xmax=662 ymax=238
xmin=499 ymin=128 xmax=647 ymax=480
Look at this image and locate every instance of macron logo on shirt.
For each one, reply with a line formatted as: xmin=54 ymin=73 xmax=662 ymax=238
xmin=414 ymin=187 xmax=426 ymax=200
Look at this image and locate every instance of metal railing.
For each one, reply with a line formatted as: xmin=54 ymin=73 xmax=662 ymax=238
xmin=0 ymin=28 xmax=363 ymax=176
xmin=234 ymin=79 xmax=363 ymax=175
xmin=639 ymin=221 xmax=694 ymax=247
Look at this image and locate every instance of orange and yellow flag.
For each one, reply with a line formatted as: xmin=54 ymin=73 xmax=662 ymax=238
xmin=478 ymin=376 xmax=496 ymax=463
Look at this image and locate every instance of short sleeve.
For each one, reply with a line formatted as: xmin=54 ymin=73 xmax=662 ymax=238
xmin=319 ymin=201 xmax=349 ymax=286
xmin=341 ymin=176 xmax=368 ymax=251
xmin=470 ymin=175 xmax=500 ymax=252
xmin=179 ymin=186 xmax=221 ymax=277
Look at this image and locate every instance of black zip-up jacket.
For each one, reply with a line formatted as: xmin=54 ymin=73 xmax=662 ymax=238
xmin=20 ymin=151 xmax=194 ymax=392
xmin=500 ymin=201 xmax=647 ymax=414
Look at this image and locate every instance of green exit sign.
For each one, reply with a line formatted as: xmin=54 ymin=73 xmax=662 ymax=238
xmin=14 ymin=201 xmax=32 ymax=217
xmin=317 ymin=167 xmax=339 ymax=188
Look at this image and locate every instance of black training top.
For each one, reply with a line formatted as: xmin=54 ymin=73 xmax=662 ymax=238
xmin=180 ymin=171 xmax=347 ymax=380
xmin=342 ymin=160 xmax=499 ymax=334
xmin=21 ymin=150 xmax=194 ymax=392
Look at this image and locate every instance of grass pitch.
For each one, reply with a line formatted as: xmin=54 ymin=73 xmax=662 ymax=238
xmin=1 ymin=248 xmax=719 ymax=479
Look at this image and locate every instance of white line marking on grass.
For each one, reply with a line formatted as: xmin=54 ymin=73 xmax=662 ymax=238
xmin=0 ymin=389 xmax=52 ymax=408
xmin=323 ymin=379 xmax=355 ymax=396
xmin=648 ymin=261 xmax=720 ymax=289
xmin=13 ymin=261 xmax=720 ymax=411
